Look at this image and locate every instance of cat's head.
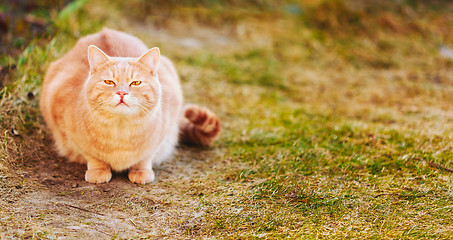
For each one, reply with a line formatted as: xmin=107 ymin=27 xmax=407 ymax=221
xmin=85 ymin=45 xmax=161 ymax=117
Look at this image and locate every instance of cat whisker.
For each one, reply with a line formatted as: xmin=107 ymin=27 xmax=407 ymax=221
xmin=137 ymin=104 xmax=154 ymax=119
xmin=82 ymin=99 xmax=111 ymax=120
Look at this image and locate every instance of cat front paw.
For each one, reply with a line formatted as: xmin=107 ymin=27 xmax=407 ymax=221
xmin=128 ymin=169 xmax=155 ymax=184
xmin=85 ymin=169 xmax=112 ymax=183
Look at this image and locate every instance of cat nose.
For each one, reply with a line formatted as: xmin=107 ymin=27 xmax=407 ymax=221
xmin=117 ymin=90 xmax=128 ymax=98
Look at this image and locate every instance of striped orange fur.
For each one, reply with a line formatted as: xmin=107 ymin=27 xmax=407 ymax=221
xmin=40 ymin=28 xmax=220 ymax=184
xmin=179 ymin=105 xmax=221 ymax=146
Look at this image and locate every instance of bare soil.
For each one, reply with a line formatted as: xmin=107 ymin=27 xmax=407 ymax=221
xmin=0 ymin=132 xmax=223 ymax=239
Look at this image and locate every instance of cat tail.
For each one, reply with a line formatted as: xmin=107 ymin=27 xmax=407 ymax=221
xmin=179 ymin=104 xmax=221 ymax=146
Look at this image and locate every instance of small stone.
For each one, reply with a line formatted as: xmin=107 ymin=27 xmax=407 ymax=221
xmin=11 ymin=128 xmax=19 ymax=136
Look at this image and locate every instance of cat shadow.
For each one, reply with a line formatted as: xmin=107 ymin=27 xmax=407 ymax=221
xmin=27 ymin=136 xmax=134 ymax=194
xmin=27 ymin=135 xmax=215 ymax=199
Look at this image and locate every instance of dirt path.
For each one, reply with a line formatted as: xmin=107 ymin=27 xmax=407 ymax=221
xmin=1 ymin=136 xmax=222 ymax=239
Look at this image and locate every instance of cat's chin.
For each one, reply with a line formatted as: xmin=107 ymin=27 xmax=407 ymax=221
xmin=111 ymin=104 xmax=139 ymax=115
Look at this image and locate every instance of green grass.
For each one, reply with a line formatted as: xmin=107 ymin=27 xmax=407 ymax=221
xmin=1 ymin=0 xmax=453 ymax=239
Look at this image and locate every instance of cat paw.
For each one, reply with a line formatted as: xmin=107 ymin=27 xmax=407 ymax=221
xmin=128 ymin=169 xmax=155 ymax=184
xmin=85 ymin=169 xmax=112 ymax=183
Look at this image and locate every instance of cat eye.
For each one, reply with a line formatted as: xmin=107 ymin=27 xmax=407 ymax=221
xmin=130 ymin=81 xmax=142 ymax=86
xmin=104 ymin=80 xmax=116 ymax=86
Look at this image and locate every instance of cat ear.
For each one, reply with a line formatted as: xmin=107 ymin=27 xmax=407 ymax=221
xmin=87 ymin=45 xmax=110 ymax=71
xmin=138 ymin=47 xmax=160 ymax=75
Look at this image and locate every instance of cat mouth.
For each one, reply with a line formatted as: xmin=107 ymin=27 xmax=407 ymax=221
xmin=116 ymin=100 xmax=129 ymax=107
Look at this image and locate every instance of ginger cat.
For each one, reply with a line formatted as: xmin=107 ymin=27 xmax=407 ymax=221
xmin=40 ymin=28 xmax=220 ymax=184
